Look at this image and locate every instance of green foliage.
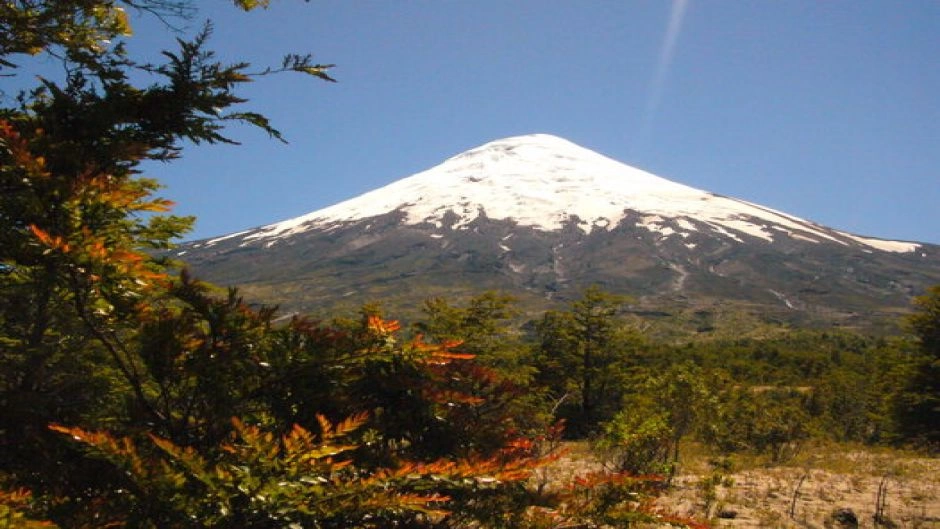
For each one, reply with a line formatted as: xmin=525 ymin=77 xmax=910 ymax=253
xmin=416 ymin=292 xmax=526 ymax=372
xmin=38 ymin=297 xmax=692 ymax=528
xmin=0 ymin=2 xmax=320 ymax=70
xmin=133 ymin=272 xmax=281 ymax=447
xmin=413 ymin=292 xmax=552 ymax=441
xmin=909 ymin=285 xmax=940 ymax=354
xmin=5 ymin=267 xmax=562 ymax=527
xmin=653 ymin=330 xmax=915 ymax=445
xmin=600 ymin=363 xmax=723 ymax=475
xmin=535 ymin=286 xmax=642 ymax=435
xmin=891 ymin=286 xmax=940 ymax=448
xmin=599 ymin=411 xmax=674 ymax=475
xmin=702 ymin=387 xmax=812 ymax=463
xmin=0 ymin=1 xmax=342 ymax=524
xmin=0 ymin=2 xmax=335 ymax=498
xmin=50 ymin=412 xmax=546 ymax=528
xmin=808 ymin=368 xmax=880 ymax=442
xmin=0 ymin=1 xmax=132 ymax=67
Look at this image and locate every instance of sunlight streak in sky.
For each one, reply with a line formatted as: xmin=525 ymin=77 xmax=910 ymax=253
xmin=632 ymin=0 xmax=690 ymax=158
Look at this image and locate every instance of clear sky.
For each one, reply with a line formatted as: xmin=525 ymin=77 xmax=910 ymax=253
xmin=56 ymin=2 xmax=940 ymax=242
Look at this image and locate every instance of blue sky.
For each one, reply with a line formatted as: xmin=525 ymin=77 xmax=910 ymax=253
xmin=38 ymin=1 xmax=940 ymax=243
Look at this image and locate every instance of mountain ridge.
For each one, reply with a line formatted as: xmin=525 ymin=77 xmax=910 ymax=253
xmin=202 ymin=134 xmax=918 ymax=254
xmin=175 ymin=134 xmax=939 ymax=329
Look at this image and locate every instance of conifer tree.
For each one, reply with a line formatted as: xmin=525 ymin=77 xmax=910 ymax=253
xmin=536 ymin=286 xmax=639 ymax=435
xmin=893 ymin=285 xmax=940 ymax=448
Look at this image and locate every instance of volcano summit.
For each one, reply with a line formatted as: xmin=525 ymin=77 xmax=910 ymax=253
xmin=176 ymin=134 xmax=939 ymax=326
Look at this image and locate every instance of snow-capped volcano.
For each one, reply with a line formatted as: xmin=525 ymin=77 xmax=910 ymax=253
xmin=180 ymin=134 xmax=939 ymax=327
xmin=216 ymin=134 xmax=916 ymax=253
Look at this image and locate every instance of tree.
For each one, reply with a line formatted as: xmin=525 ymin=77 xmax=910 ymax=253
xmin=701 ymin=387 xmax=811 ymax=463
xmin=535 ymin=286 xmax=640 ymax=435
xmin=909 ymin=285 xmax=940 ymax=355
xmin=415 ymin=291 xmax=543 ymax=383
xmin=600 ymin=363 xmax=723 ymax=476
xmin=0 ymin=0 xmax=333 ymax=521
xmin=892 ymin=286 xmax=940 ymax=448
xmin=46 ymin=314 xmax=550 ymax=528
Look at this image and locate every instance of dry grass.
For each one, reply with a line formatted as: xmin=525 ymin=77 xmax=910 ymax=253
xmin=662 ymin=442 xmax=940 ymax=528
xmin=541 ymin=441 xmax=940 ymax=529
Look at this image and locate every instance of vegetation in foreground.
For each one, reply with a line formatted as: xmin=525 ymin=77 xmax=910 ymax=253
xmin=1 ymin=2 xmax=937 ymax=527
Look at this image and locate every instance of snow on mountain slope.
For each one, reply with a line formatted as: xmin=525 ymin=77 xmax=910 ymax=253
xmin=213 ymin=134 xmax=918 ymax=253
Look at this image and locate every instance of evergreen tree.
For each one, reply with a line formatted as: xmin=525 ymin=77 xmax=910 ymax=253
xmin=892 ymin=286 xmax=940 ymax=448
xmin=536 ymin=286 xmax=640 ymax=435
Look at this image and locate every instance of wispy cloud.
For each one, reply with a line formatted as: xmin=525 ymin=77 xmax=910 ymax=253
xmin=632 ymin=0 xmax=690 ymax=157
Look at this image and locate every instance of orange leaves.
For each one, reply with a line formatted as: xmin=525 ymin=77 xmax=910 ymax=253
xmin=82 ymin=173 xmax=176 ymax=212
xmin=138 ymin=198 xmax=175 ymax=212
xmin=0 ymin=120 xmax=50 ymax=179
xmin=29 ymin=223 xmax=167 ymax=288
xmin=367 ymin=315 xmax=400 ymax=335
xmin=504 ymin=436 xmax=537 ymax=453
xmin=424 ymin=349 xmax=476 ymax=362
xmin=526 ymin=468 xmax=709 ymax=529
xmin=85 ymin=237 xmax=109 ymax=261
xmin=273 ymin=414 xmax=366 ymax=465
xmin=29 ymin=220 xmax=168 ymax=295
xmin=49 ymin=411 xmax=542 ymax=525
xmin=48 ymin=424 xmax=123 ymax=451
xmin=568 ymin=469 xmax=665 ymax=490
xmin=108 ymin=248 xmax=164 ymax=283
xmin=48 ymin=406 xmax=559 ymax=525
xmin=77 ymin=223 xmax=170 ymax=286
xmin=48 ymin=424 xmax=147 ymax=479
xmin=223 ymin=415 xmax=376 ymax=487
xmin=409 ymin=333 xmax=473 ymax=365
xmin=2 ymin=119 xmax=172 ymax=219
xmin=0 ymin=487 xmax=57 ymax=528
xmin=366 ymin=316 xmax=475 ymax=367
xmin=409 ymin=332 xmax=462 ymax=352
xmin=412 ymin=334 xmax=464 ymax=352
xmin=315 ymin=411 xmax=369 ymax=440
xmin=372 ymin=449 xmax=538 ymax=488
xmin=6 ymin=118 xmax=173 ymax=299
xmin=424 ymin=389 xmax=485 ymax=407
xmin=28 ymin=224 xmax=71 ymax=253
xmin=362 ymin=492 xmax=450 ymax=517
xmin=39 ymin=290 xmax=704 ymax=526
